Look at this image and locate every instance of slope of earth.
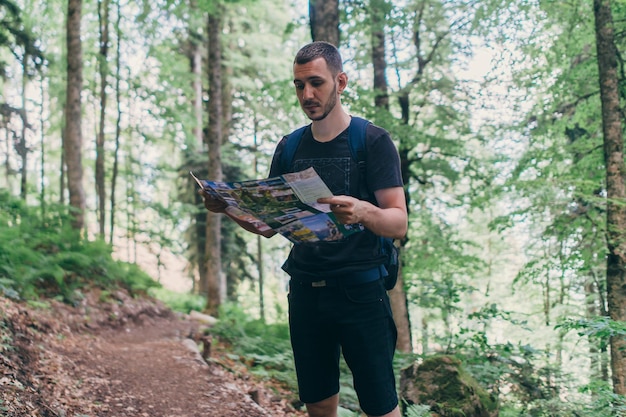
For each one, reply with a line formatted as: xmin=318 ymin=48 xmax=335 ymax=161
xmin=0 ymin=289 xmax=306 ymax=417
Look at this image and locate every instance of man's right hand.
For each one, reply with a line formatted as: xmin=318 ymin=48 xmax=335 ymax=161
xmin=199 ymin=189 xmax=228 ymax=213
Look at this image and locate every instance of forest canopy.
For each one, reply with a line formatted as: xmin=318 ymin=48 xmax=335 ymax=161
xmin=1 ymin=0 xmax=626 ymax=415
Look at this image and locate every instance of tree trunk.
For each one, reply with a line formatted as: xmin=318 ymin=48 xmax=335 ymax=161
xmin=19 ymin=59 xmax=28 ymax=200
xmin=586 ymin=277 xmax=602 ymax=382
xmin=2 ymin=122 xmax=9 ymax=186
xmin=253 ymin=116 xmax=265 ymax=321
xmin=59 ymin=130 xmax=65 ymax=205
xmin=389 ymin=259 xmax=412 ymax=352
xmin=109 ymin=0 xmax=122 ymax=245
xmin=371 ymin=0 xmax=389 ymax=110
xmin=1 ymin=84 xmax=8 ymax=187
xmin=96 ymin=0 xmax=110 ymax=238
xmin=65 ymin=0 xmax=86 ymax=231
xmin=370 ymin=1 xmax=412 ymax=353
xmin=39 ymin=78 xmax=46 ymax=213
xmin=204 ymin=10 xmax=224 ymax=316
xmin=189 ymin=0 xmax=204 ymax=151
xmin=186 ymin=0 xmax=205 ymax=293
xmin=309 ymin=0 xmax=339 ymax=45
xmin=221 ymin=23 xmax=238 ymax=301
xmin=593 ymin=0 xmax=626 ymax=395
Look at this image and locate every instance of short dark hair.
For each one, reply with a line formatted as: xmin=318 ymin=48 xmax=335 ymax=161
xmin=294 ymin=41 xmax=343 ymax=75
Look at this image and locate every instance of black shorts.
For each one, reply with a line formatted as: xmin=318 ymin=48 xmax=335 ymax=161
xmin=288 ymin=277 xmax=398 ymax=416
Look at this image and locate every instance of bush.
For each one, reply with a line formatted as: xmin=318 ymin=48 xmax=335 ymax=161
xmin=211 ymin=303 xmax=297 ymax=388
xmin=0 ymin=190 xmax=160 ymax=302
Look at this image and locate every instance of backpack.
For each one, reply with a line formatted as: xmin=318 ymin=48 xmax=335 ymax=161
xmin=280 ymin=116 xmax=400 ymax=290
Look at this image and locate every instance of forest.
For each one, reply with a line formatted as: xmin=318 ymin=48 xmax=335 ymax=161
xmin=2 ymin=0 xmax=626 ymax=415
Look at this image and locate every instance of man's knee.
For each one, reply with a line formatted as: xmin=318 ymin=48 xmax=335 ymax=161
xmin=305 ymin=393 xmax=339 ymax=417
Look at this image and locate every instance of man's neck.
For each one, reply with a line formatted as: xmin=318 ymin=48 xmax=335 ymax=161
xmin=310 ymin=108 xmax=351 ymax=143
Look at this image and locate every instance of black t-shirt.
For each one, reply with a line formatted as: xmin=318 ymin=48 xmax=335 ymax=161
xmin=269 ymin=120 xmax=403 ymax=279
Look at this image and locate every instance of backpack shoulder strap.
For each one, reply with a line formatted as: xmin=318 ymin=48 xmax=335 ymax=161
xmin=280 ymin=124 xmax=309 ymax=173
xmin=347 ymin=116 xmax=370 ymax=160
xmin=349 ymin=117 xmax=395 ymax=273
xmin=347 ymin=116 xmax=371 ymax=200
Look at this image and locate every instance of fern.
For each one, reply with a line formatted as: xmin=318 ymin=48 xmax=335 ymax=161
xmin=0 ymin=190 xmax=160 ymax=301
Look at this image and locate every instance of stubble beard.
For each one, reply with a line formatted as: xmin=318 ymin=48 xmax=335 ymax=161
xmin=304 ymin=84 xmax=338 ymax=122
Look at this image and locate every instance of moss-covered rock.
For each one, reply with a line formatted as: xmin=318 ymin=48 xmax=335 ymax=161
xmin=399 ymin=355 xmax=498 ymax=417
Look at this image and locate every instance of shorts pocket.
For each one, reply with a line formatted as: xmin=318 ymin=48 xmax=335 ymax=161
xmin=343 ymin=279 xmax=385 ymax=304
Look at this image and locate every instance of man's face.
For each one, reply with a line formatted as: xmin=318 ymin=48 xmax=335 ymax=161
xmin=293 ymin=57 xmax=344 ymax=121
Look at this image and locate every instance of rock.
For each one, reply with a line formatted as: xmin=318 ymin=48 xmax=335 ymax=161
xmin=181 ymin=338 xmax=207 ymax=365
xmin=188 ymin=310 xmax=219 ymax=327
xmin=399 ymin=354 xmax=498 ymax=417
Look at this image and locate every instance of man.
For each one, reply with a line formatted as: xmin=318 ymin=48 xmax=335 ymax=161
xmin=202 ymin=41 xmax=407 ymax=417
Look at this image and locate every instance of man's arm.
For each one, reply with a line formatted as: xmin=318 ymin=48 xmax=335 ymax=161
xmin=317 ymin=186 xmax=407 ymax=239
xmin=199 ymin=190 xmax=277 ymax=238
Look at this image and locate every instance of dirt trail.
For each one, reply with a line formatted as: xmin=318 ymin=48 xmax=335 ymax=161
xmin=0 ymin=290 xmax=304 ymax=417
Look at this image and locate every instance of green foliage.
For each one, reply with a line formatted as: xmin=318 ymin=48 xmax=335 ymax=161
xmin=472 ymin=2 xmax=626 ymax=412
xmin=209 ymin=305 xmax=438 ymax=415
xmin=0 ymin=0 xmax=44 ymax=74
xmin=210 ymin=303 xmax=363 ymax=412
xmin=580 ymin=380 xmax=626 ymax=416
xmin=2 ymin=0 xmax=624 ymax=412
xmin=403 ymin=208 xmax=485 ymax=335
xmin=0 ymin=190 xmax=160 ymax=303
xmin=211 ymin=302 xmax=296 ymax=388
xmin=149 ymin=287 xmax=205 ymax=314
xmin=412 ymin=355 xmax=498 ymax=416
xmin=402 ymin=401 xmax=432 ymax=417
xmin=499 ymin=381 xmax=626 ymax=417
xmin=556 ymin=316 xmax=626 ymax=350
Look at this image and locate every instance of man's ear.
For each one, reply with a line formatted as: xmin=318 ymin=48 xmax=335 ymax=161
xmin=337 ymin=72 xmax=348 ymax=94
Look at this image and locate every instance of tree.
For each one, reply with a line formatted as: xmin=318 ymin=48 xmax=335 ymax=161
xmin=0 ymin=0 xmax=43 ymax=80
xmin=593 ymin=0 xmax=626 ymax=395
xmin=368 ymin=0 xmax=481 ymax=357
xmin=204 ymin=7 xmax=225 ymax=315
xmin=0 ymin=0 xmax=43 ymax=198
xmin=65 ymin=0 xmax=86 ymax=230
xmin=309 ymin=0 xmax=339 ymax=45
xmin=485 ymin=0 xmax=626 ymax=393
xmin=18 ymin=58 xmax=30 ymax=200
xmin=109 ymin=0 xmax=123 ymax=244
xmin=370 ymin=0 xmax=389 ymax=110
xmin=369 ymin=0 xmax=413 ymax=353
xmin=96 ymin=0 xmax=111 ymax=238
xmin=189 ymin=0 xmax=204 ymax=152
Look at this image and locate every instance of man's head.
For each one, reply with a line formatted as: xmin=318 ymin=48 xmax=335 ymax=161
xmin=293 ymin=42 xmax=347 ymax=121
xmin=294 ymin=41 xmax=343 ymax=76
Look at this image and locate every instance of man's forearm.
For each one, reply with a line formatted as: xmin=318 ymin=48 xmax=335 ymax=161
xmin=359 ymin=205 xmax=407 ymax=239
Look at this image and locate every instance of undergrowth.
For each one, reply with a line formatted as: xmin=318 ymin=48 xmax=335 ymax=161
xmin=210 ymin=303 xmax=298 ymax=390
xmin=3 ymin=189 xmax=622 ymax=417
xmin=0 ymin=190 xmax=160 ymax=303
xmin=207 ymin=302 xmax=426 ymax=415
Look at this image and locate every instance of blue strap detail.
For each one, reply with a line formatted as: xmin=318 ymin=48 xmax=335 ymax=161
xmin=346 ymin=116 xmax=369 ymax=165
xmin=291 ymin=266 xmax=383 ymax=287
xmin=280 ymin=124 xmax=309 ymax=173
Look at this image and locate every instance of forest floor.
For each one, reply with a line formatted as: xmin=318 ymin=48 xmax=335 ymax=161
xmin=0 ymin=288 xmax=308 ymax=417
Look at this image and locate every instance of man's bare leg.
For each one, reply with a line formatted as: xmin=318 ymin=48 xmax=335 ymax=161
xmin=305 ymin=393 xmax=339 ymax=417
